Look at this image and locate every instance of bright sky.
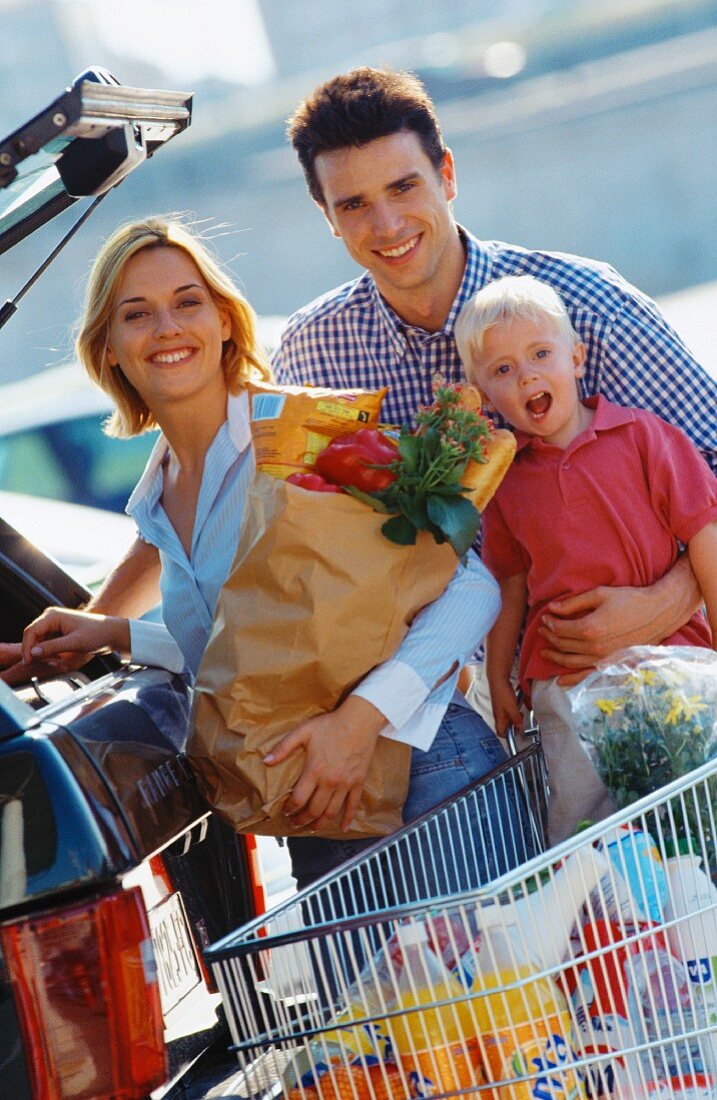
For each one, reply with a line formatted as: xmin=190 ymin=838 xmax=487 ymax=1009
xmin=66 ymin=0 xmax=275 ymax=85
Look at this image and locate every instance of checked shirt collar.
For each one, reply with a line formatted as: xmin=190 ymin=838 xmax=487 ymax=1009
xmin=367 ymin=226 xmax=491 ymax=347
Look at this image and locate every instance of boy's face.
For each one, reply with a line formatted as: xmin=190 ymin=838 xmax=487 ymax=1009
xmin=470 ymin=314 xmax=587 ymax=448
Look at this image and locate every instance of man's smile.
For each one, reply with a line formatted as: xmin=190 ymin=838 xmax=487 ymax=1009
xmin=375 ymin=234 xmax=421 ymax=261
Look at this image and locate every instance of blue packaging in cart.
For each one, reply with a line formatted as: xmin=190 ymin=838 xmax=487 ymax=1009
xmin=599 ymin=825 xmax=668 ymax=923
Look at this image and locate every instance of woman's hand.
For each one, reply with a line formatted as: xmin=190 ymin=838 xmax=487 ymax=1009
xmin=0 ymin=640 xmax=91 ymax=686
xmin=264 ymin=695 xmax=386 ymax=832
xmin=20 ymin=607 xmax=131 ymax=668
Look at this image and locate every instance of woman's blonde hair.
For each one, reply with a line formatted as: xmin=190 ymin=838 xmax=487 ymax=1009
xmin=455 ymin=274 xmax=581 ymax=372
xmin=76 ymin=215 xmax=271 ymax=437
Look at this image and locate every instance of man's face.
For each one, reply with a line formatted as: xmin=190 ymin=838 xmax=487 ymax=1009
xmin=314 ymin=131 xmax=460 ymax=312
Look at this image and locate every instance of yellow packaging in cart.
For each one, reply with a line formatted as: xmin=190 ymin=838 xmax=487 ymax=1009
xmin=471 ymin=966 xmax=584 ymax=1099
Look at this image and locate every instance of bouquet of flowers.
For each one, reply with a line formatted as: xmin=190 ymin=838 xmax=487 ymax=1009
xmin=569 ymin=645 xmax=717 ymax=853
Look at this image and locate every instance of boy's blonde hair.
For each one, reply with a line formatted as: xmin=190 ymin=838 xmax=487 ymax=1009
xmin=76 ymin=215 xmax=271 ymax=438
xmin=455 ymin=274 xmax=581 ymax=374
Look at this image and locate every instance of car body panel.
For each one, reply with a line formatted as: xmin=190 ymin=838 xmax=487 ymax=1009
xmin=4 ymin=668 xmax=209 ymax=880
xmin=0 ymin=663 xmax=258 ymax=1097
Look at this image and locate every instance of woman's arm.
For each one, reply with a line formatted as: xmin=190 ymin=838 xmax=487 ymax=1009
xmin=0 ymin=537 xmax=164 ymax=685
xmin=87 ymin=536 xmax=162 ymax=617
xmin=21 ymin=607 xmax=131 ymax=666
xmin=350 ymin=550 xmax=501 ymax=732
xmin=265 ymin=695 xmax=386 ymax=830
xmin=265 ymin=552 xmax=501 ymax=830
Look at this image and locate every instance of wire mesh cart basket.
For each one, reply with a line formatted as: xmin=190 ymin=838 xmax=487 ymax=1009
xmin=206 ymin=742 xmax=717 ymax=1099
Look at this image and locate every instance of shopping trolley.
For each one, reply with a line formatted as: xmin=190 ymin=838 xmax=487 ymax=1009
xmin=205 ymin=736 xmax=546 ymax=1090
xmin=206 ymin=744 xmax=717 ymax=1099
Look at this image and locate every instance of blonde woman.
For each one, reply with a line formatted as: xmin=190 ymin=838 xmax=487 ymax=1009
xmin=2 ymin=215 xmax=514 ymax=890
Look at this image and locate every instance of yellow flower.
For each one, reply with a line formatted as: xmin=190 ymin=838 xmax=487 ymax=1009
xmin=597 ymin=698 xmax=624 ymax=717
xmin=627 ymin=669 xmax=659 ymax=690
xmin=665 ymin=693 xmax=707 ymax=725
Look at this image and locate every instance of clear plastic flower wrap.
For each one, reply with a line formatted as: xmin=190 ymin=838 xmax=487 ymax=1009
xmin=568 ymin=645 xmax=717 ymax=846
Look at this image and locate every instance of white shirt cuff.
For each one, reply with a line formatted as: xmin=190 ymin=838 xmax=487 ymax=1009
xmin=129 ymin=619 xmax=186 ymax=674
xmin=348 ymin=658 xmax=435 ymax=750
xmin=351 ymin=657 xmax=428 ymax=725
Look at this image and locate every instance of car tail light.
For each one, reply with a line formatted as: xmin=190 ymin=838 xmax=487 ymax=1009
xmin=1 ymin=885 xmax=166 ymax=1100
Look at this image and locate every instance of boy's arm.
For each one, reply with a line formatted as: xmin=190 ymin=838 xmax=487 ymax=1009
xmin=688 ymin=522 xmax=717 ymax=645
xmin=539 ymin=550 xmax=702 ymax=684
xmin=486 ymin=572 xmax=527 ymax=735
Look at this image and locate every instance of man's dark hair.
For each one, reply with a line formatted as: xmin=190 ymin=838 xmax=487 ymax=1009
xmin=288 ymin=67 xmax=446 ymax=204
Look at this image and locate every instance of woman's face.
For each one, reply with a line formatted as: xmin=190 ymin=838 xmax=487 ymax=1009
xmin=106 ymin=245 xmax=231 ymax=413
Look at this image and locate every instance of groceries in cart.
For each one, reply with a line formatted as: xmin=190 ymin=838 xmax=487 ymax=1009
xmin=207 ymin=712 xmax=717 ymax=1100
xmin=276 ymin=837 xmax=717 ymax=1098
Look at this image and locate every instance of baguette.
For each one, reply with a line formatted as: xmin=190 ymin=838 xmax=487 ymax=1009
xmin=462 ymin=428 xmax=517 ymax=512
xmin=453 ymin=382 xmax=516 ymax=511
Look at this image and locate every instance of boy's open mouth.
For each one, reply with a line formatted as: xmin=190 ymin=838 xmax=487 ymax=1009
xmin=526 ymin=391 xmax=552 ymax=420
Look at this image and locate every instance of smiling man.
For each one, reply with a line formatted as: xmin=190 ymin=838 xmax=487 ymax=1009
xmin=273 ymin=68 xmax=715 ymax=702
xmin=275 ymin=68 xmax=715 ymax=455
xmin=311 ymin=129 xmax=463 ymax=332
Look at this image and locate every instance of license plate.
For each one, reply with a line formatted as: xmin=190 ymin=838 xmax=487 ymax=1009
xmin=149 ymin=891 xmax=202 ymax=1015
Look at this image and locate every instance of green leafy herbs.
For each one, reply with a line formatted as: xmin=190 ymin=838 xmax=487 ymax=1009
xmin=346 ymin=385 xmax=493 ymax=558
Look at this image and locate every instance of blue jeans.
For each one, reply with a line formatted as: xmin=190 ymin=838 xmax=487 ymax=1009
xmin=288 ymin=702 xmax=531 ymax=899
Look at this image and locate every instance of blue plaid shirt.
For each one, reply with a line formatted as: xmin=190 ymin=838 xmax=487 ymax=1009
xmin=273 ymin=228 xmax=716 ymax=473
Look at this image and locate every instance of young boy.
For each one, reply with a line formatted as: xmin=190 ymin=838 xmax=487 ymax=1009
xmin=455 ymin=274 xmax=717 ymax=843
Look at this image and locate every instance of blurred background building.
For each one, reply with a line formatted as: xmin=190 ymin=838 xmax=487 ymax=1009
xmin=1 ymin=0 xmax=717 ymax=383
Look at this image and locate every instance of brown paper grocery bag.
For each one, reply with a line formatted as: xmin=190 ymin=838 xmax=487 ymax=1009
xmin=188 ymin=472 xmax=460 ymax=839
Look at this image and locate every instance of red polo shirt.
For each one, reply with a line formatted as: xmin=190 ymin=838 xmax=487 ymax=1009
xmin=482 ymin=396 xmax=716 ymax=693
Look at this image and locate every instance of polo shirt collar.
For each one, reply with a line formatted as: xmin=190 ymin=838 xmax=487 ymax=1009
xmin=514 ymin=394 xmax=635 ymax=453
xmin=126 ymin=388 xmax=251 ymax=514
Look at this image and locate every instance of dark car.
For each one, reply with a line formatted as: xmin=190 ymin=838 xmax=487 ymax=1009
xmin=0 ymin=71 xmax=265 ymax=1099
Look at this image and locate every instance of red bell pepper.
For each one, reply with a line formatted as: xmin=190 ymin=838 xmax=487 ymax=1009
xmin=315 ymin=429 xmax=398 ymax=493
xmin=286 ymin=471 xmax=345 ymax=493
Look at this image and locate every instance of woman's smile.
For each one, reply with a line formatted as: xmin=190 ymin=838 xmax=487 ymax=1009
xmin=149 ymin=346 xmax=196 ymax=365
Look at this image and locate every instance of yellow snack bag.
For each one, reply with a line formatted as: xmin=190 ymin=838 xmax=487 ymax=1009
xmin=246 ymin=379 xmax=387 ymax=479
